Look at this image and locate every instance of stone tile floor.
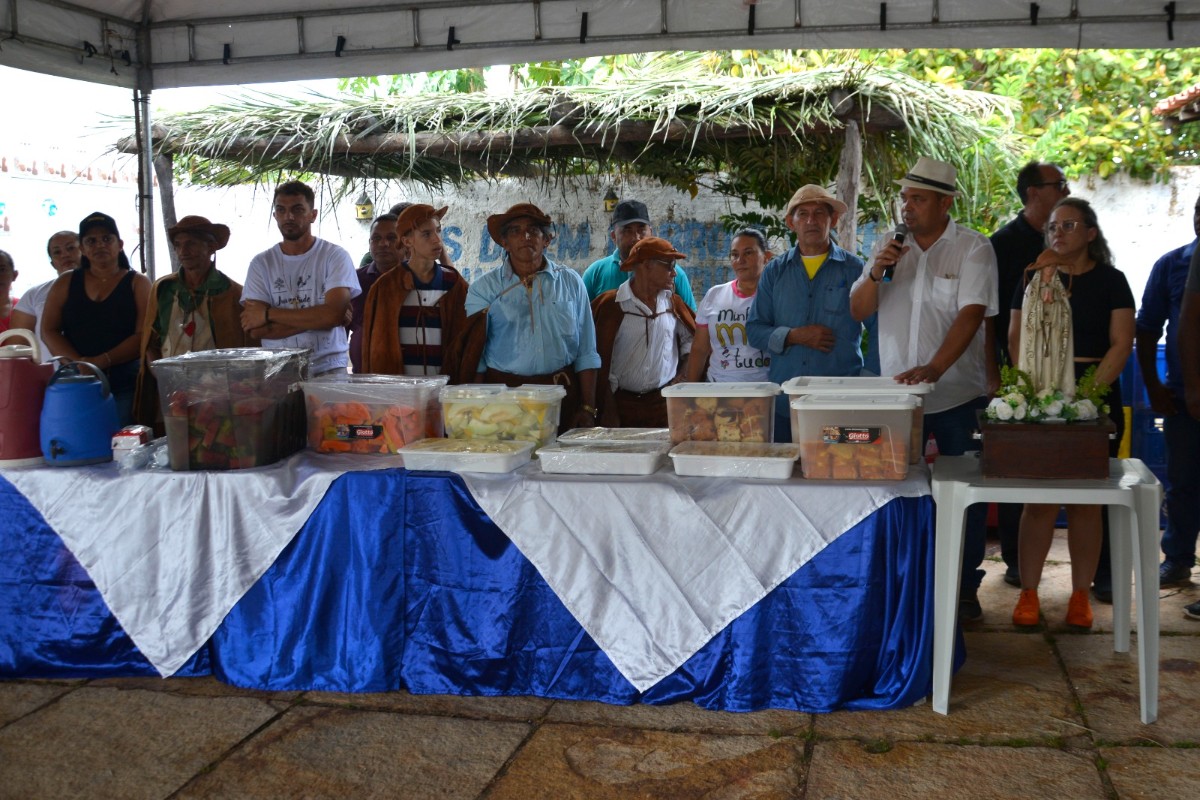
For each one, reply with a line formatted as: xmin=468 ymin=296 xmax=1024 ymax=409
xmin=2 ymin=534 xmax=1198 ymax=799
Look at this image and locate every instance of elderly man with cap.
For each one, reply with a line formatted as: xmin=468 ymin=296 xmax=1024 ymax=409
xmin=850 ymin=156 xmax=998 ymax=622
xmin=592 ymin=237 xmax=696 ymax=427
xmin=583 ymin=199 xmax=696 ymax=311
xmin=360 ymin=203 xmax=468 ymax=376
xmin=460 ymin=202 xmax=601 ymax=429
xmin=747 ymin=184 xmax=867 ymax=442
xmin=41 ymin=211 xmax=151 ymax=426
xmin=133 ymin=214 xmax=255 ymax=428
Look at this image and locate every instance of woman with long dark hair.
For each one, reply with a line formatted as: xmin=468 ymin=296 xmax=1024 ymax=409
xmin=41 ymin=212 xmax=151 ymax=425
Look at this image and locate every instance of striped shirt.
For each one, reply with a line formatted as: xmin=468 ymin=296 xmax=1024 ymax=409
xmin=398 ymin=265 xmax=461 ymax=376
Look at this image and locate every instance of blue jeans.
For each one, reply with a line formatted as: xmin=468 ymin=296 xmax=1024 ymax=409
xmin=926 ymin=396 xmax=989 ymax=594
xmin=1161 ymin=409 xmax=1200 ymax=568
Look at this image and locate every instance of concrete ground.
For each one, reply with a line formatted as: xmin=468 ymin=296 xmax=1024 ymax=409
xmin=2 ymin=533 xmax=1198 ymax=800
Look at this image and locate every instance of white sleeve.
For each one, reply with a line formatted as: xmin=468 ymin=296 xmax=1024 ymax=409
xmin=958 ymin=237 xmax=999 ymax=316
xmin=322 ymin=244 xmax=361 ymax=298
xmin=240 ymin=254 xmax=273 ymax=304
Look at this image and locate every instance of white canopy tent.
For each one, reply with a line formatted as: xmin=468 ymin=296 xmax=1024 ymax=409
xmin=1 ymin=0 xmax=1196 ymax=91
xmin=3 ymin=0 xmax=1197 ymax=272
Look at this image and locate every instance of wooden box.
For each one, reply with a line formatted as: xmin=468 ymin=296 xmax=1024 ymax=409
xmin=977 ymin=414 xmax=1115 ymax=480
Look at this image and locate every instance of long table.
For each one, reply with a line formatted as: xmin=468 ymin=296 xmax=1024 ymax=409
xmin=1 ymin=460 xmax=951 ymax=712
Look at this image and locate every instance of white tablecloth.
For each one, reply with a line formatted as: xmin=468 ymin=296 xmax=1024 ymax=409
xmin=463 ymin=464 xmax=931 ymax=691
xmin=1 ymin=452 xmax=399 ymax=676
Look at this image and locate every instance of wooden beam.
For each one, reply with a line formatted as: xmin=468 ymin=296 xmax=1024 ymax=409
xmin=834 ymin=118 xmax=862 ymax=252
xmin=119 ymin=105 xmax=906 ymax=161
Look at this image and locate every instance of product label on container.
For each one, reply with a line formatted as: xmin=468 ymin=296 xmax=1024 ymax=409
xmin=337 ymin=424 xmax=383 ymax=441
xmin=821 ymin=425 xmax=882 ymax=444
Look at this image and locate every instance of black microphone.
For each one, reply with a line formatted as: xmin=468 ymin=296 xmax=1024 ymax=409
xmin=882 ymin=223 xmax=908 ymax=283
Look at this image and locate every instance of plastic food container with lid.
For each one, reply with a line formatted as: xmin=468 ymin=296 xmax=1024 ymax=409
xmin=536 ymin=441 xmax=670 ymax=475
xmin=790 ymin=394 xmax=918 ymax=481
xmin=440 ymin=384 xmax=566 ymax=450
xmin=152 ymin=348 xmax=309 ymax=471
xmin=399 ymin=438 xmax=534 ymax=473
xmin=668 ymin=441 xmax=801 ymax=480
xmin=301 ymin=374 xmax=448 ymax=455
xmin=783 ymin=376 xmax=932 ymax=464
xmin=556 ymin=427 xmax=670 ymax=446
xmin=660 ymin=382 xmax=780 ymax=445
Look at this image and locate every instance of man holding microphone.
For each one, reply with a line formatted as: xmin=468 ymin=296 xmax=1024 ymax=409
xmin=850 ymin=156 xmax=999 ymax=622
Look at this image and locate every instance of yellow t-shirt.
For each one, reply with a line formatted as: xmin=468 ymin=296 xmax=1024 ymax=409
xmin=802 ymin=253 xmax=828 ymax=280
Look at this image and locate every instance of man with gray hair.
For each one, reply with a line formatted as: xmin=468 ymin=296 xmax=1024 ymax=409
xmin=850 ymin=156 xmax=998 ymax=622
xmin=583 ymin=200 xmax=696 ymax=310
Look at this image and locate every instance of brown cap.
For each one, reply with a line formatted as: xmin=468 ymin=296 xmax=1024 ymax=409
xmin=783 ymin=185 xmax=848 ymax=218
xmin=395 ymin=204 xmax=448 ymax=236
xmin=167 ymin=215 xmax=231 ymax=250
xmin=619 ymin=236 xmax=686 ymax=272
xmin=486 ymin=203 xmax=553 ymax=246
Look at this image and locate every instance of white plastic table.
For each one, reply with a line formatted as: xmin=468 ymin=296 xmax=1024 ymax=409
xmin=930 ymin=455 xmax=1162 ymax=724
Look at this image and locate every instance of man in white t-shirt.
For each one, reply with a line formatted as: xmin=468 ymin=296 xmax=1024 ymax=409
xmin=10 ymin=231 xmax=81 ymax=360
xmin=241 ymin=181 xmax=360 ymax=376
xmin=850 ymin=156 xmax=998 ymax=623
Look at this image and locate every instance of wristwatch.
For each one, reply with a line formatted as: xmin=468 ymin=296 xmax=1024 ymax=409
xmin=868 ymin=270 xmax=882 ymax=283
xmin=580 ymin=404 xmax=598 ymax=417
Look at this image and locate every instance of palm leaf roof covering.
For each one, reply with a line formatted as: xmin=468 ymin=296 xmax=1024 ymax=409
xmin=134 ymin=62 xmax=1018 ymax=213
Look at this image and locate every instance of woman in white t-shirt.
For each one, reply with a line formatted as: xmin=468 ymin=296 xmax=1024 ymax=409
xmin=686 ymin=228 xmax=772 ymax=382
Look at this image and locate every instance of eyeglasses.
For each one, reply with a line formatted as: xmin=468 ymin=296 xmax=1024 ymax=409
xmin=1035 ymin=179 xmax=1069 ymax=192
xmin=1046 ymin=220 xmax=1084 ymax=234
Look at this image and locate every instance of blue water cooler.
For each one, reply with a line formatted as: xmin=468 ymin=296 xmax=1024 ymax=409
xmin=40 ymin=362 xmax=120 ymax=466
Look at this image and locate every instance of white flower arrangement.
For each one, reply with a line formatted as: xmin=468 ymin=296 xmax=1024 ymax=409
xmin=984 ymin=366 xmax=1109 ymax=423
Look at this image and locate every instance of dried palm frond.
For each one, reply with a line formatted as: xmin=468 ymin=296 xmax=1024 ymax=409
xmin=116 ymin=59 xmax=1018 ymax=220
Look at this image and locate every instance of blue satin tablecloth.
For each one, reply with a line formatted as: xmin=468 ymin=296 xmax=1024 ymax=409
xmin=1 ymin=468 xmax=949 ymax=712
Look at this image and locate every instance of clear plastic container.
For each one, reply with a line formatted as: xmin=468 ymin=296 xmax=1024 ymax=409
xmin=301 ymin=374 xmax=448 ymax=455
xmin=152 ymin=348 xmax=309 ymax=470
xmin=790 ymin=394 xmax=918 ymax=481
xmin=782 ymin=376 xmax=932 ymax=464
xmin=440 ymin=384 xmax=565 ymax=450
xmin=536 ymin=441 xmax=670 ymax=475
xmin=660 ymin=382 xmax=780 ymax=444
xmin=400 ymin=438 xmax=534 ymax=473
xmin=557 ymin=427 xmax=671 ymax=445
xmin=668 ymin=441 xmax=801 ymax=480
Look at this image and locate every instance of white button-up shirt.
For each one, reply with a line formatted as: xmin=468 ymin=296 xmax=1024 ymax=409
xmin=609 ymin=282 xmax=693 ymax=393
xmin=852 ymin=220 xmax=998 ymax=414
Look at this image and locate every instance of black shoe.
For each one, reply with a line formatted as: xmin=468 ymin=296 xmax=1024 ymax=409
xmin=958 ymin=590 xmax=983 ymax=623
xmin=1092 ymin=574 xmax=1113 ymax=605
xmin=1003 ymin=567 xmax=1021 ymax=587
xmin=1160 ymin=561 xmax=1193 ymax=587
xmin=1185 ymin=600 xmax=1200 ymax=621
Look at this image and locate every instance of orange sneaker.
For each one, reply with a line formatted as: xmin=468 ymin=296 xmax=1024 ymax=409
xmin=1012 ymin=589 xmax=1040 ymax=627
xmin=1066 ymin=589 xmax=1093 ymax=628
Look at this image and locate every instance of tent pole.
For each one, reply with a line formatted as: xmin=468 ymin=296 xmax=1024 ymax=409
xmin=135 ymin=88 xmax=157 ymax=281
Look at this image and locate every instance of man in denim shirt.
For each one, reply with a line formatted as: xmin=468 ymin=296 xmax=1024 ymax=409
xmin=746 ymin=185 xmax=866 ymax=442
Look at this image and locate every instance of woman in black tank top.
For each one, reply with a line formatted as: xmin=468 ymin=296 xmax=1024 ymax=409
xmin=40 ymin=212 xmax=152 ymax=425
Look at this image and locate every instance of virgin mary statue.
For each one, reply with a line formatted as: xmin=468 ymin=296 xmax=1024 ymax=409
xmin=1016 ymin=249 xmax=1074 ymax=397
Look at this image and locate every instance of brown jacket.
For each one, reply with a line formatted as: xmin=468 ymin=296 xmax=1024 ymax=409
xmin=360 ymin=264 xmax=468 ymax=376
xmin=591 ymin=289 xmax=696 ymax=415
xmin=133 ymin=272 xmax=256 ymax=430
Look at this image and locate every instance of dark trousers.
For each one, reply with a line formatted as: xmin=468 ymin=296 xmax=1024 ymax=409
xmin=925 ymin=395 xmax=989 ymax=594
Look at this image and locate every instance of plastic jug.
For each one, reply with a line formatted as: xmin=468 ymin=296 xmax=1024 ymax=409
xmin=40 ymin=362 xmax=120 ymax=466
xmin=0 ymin=329 xmax=56 ymax=467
